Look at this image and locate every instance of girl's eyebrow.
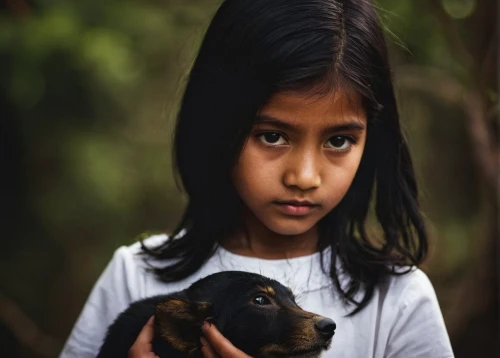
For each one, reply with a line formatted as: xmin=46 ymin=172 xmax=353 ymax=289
xmin=254 ymin=114 xmax=366 ymax=135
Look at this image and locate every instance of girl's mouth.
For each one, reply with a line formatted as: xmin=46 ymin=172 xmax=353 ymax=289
xmin=274 ymin=200 xmax=319 ymax=216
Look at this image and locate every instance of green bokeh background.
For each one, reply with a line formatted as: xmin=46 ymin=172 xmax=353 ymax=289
xmin=1 ymin=0 xmax=498 ymax=357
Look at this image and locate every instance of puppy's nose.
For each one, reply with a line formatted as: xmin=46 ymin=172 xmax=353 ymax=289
xmin=315 ymin=318 xmax=336 ymax=339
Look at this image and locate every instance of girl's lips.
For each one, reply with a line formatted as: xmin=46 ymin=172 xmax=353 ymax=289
xmin=275 ymin=202 xmax=318 ymax=216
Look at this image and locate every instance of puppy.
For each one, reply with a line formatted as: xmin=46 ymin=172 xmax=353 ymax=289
xmin=97 ymin=271 xmax=335 ymax=357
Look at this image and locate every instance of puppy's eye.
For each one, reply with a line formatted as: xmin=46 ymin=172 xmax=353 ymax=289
xmin=253 ymin=296 xmax=271 ymax=305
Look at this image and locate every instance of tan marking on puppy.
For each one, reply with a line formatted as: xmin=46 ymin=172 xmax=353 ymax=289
xmin=290 ymin=319 xmax=318 ymax=344
xmin=257 ymin=286 xmax=275 ymax=296
xmin=260 ymin=313 xmax=328 ymax=357
xmin=156 ymin=299 xmax=211 ymax=353
xmin=260 ymin=340 xmax=321 ymax=358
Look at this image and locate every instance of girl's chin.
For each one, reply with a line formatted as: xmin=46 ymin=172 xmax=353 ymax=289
xmin=264 ymin=220 xmax=318 ymax=237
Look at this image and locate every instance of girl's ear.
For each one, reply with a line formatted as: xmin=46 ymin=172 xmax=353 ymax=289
xmin=155 ymin=297 xmax=212 ymax=353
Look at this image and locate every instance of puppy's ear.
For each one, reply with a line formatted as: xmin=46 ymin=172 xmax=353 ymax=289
xmin=155 ymin=297 xmax=212 ymax=353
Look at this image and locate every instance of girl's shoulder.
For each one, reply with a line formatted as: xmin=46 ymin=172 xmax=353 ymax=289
xmin=110 ymin=233 xmax=176 ymax=269
xmin=335 ymin=257 xmax=438 ymax=307
xmin=105 ymin=233 xmax=170 ymax=274
xmin=328 ymin=267 xmax=453 ymax=357
xmin=127 ymin=233 xmax=170 ymax=256
xmin=101 ymin=234 xmax=184 ymax=301
xmin=381 ymin=266 xmax=439 ymax=307
xmin=368 ymin=268 xmax=453 ymax=357
xmin=59 ymin=234 xmax=173 ymax=357
xmin=332 ymin=261 xmax=443 ymax=320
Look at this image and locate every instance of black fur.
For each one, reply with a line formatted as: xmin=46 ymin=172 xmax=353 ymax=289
xmin=97 ymin=271 xmax=335 ymax=357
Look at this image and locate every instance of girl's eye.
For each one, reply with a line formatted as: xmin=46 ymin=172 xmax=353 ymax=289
xmin=325 ymin=136 xmax=355 ymax=151
xmin=253 ymin=296 xmax=271 ymax=305
xmin=257 ymin=132 xmax=287 ymax=146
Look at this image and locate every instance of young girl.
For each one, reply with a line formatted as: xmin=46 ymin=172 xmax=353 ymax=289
xmin=60 ymin=0 xmax=454 ymax=357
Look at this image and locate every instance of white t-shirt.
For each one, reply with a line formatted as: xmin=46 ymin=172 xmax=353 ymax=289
xmin=60 ymin=235 xmax=454 ymax=358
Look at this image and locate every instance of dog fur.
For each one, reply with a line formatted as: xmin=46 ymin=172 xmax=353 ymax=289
xmin=97 ymin=271 xmax=335 ymax=357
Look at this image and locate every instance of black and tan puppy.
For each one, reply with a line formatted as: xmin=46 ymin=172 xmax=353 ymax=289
xmin=97 ymin=271 xmax=335 ymax=357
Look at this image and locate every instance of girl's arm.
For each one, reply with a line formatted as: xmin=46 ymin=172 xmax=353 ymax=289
xmin=59 ymin=246 xmax=137 ymax=358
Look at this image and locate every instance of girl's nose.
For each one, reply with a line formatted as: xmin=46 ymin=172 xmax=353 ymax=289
xmin=282 ymin=152 xmax=321 ymax=190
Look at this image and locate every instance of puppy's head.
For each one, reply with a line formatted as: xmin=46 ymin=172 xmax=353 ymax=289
xmin=156 ymin=271 xmax=335 ymax=357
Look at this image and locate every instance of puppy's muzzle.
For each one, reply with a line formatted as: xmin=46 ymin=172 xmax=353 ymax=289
xmin=314 ymin=318 xmax=336 ymax=340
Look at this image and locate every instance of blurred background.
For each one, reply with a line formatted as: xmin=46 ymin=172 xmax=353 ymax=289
xmin=0 ymin=0 xmax=498 ymax=357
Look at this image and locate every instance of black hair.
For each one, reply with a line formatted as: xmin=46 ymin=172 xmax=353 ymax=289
xmin=141 ymin=0 xmax=428 ymax=315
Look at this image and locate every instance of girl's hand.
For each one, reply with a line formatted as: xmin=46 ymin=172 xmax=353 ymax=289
xmin=200 ymin=321 xmax=252 ymax=358
xmin=128 ymin=316 xmax=160 ymax=358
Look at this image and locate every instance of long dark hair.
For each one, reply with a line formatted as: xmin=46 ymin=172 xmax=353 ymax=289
xmin=142 ymin=0 xmax=428 ymax=315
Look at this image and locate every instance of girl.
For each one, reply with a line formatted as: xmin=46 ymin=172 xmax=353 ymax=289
xmin=60 ymin=0 xmax=454 ymax=357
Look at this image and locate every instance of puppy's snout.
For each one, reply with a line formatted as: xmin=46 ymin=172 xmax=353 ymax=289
xmin=315 ymin=318 xmax=336 ymax=339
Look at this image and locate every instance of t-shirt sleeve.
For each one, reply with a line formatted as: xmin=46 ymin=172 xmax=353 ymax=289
xmin=59 ymin=246 xmax=137 ymax=358
xmin=385 ymin=270 xmax=454 ymax=358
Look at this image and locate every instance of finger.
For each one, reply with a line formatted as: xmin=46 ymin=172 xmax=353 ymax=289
xmin=201 ymin=321 xmax=251 ymax=357
xmin=128 ymin=316 xmax=159 ymax=358
xmin=200 ymin=336 xmax=220 ymax=358
xmin=129 ymin=343 xmax=158 ymax=358
xmin=136 ymin=316 xmax=155 ymax=344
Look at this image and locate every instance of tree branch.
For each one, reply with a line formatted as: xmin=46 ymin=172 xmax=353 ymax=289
xmin=0 ymin=293 xmax=62 ymax=357
xmin=396 ymin=65 xmax=498 ymax=190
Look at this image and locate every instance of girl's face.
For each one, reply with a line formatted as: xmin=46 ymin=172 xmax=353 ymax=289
xmin=232 ymin=90 xmax=367 ymax=237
